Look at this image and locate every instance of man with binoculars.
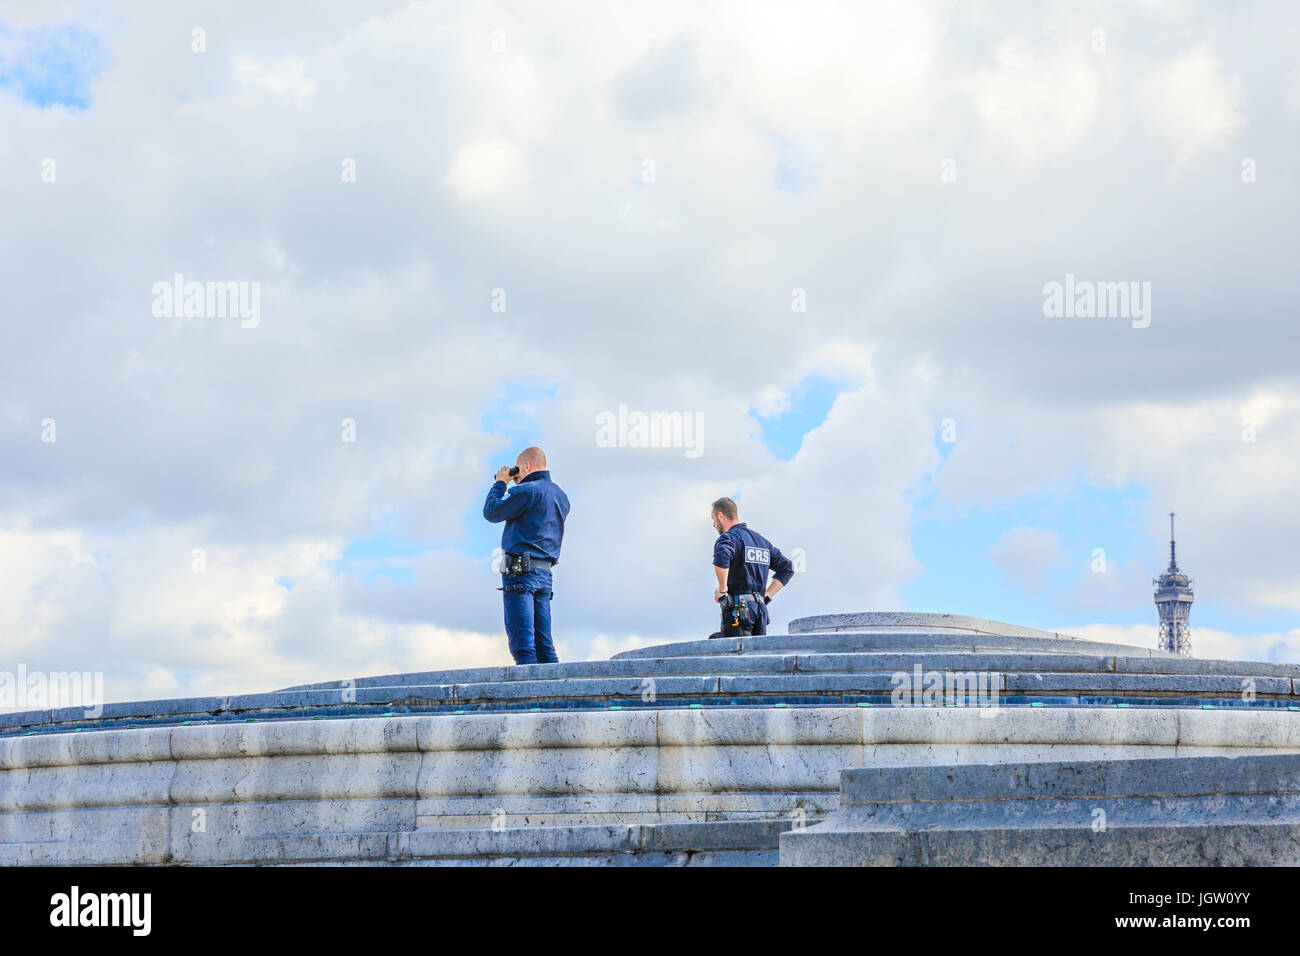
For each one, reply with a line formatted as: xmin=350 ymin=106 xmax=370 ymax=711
xmin=709 ymin=497 xmax=795 ymax=639
xmin=483 ymin=446 xmax=570 ymax=664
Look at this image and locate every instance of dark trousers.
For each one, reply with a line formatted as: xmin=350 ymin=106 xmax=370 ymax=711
xmin=501 ymin=569 xmax=558 ymax=665
xmin=717 ymin=595 xmax=768 ymax=637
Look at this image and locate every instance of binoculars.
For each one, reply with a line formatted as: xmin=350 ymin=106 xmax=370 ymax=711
xmin=497 ymin=465 xmax=519 ymax=478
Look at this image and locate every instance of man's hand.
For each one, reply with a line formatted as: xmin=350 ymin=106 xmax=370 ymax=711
xmin=714 ymin=588 xmax=725 ymax=604
xmin=495 ymin=466 xmax=513 ymax=484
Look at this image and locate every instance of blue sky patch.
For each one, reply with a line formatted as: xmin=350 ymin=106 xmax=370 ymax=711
xmin=0 ymin=22 xmax=105 ymax=110
xmin=330 ymin=534 xmax=422 ymax=585
xmin=754 ymin=376 xmax=840 ymax=460
xmin=772 ymin=135 xmax=819 ymax=194
xmin=462 ymin=381 xmax=561 ymax=556
xmin=899 ymin=479 xmax=1285 ymax=634
xmin=330 ymin=382 xmax=562 ymax=581
xmin=903 ymin=484 xmax=1143 ymax=625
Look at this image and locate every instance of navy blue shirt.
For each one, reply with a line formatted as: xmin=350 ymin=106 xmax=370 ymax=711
xmin=483 ymin=470 xmax=570 ymax=562
xmin=713 ymin=522 xmax=794 ymax=596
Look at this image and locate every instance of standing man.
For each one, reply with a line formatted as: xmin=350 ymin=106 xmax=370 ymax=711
xmin=709 ymin=497 xmax=794 ymax=639
xmin=483 ymin=446 xmax=570 ymax=665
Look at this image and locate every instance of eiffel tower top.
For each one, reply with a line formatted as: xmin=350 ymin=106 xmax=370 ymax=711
xmin=1167 ymin=512 xmax=1179 ymax=572
xmin=1154 ymin=511 xmax=1193 ymax=594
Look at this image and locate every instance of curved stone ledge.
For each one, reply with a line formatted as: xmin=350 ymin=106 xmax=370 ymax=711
xmin=787 ymin=612 xmax=1088 ymax=641
xmin=9 ymin=646 xmax=1298 ymax=740
xmin=3 ymin=608 xmax=1292 ymax=740
xmin=3 ymin=706 xmax=1299 ymax=795
xmin=6 ymin=706 xmax=1300 ymax=771
xmin=610 ymin=631 xmax=1164 ymax=660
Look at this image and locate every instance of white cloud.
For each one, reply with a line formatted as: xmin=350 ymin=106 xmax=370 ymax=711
xmin=1135 ymin=45 xmax=1245 ymax=167
xmin=1070 ymin=622 xmax=1300 ymax=665
xmin=984 ymin=526 xmax=1069 ymax=595
xmin=445 ymin=139 xmax=529 ymax=202
xmin=0 ymin=524 xmax=511 ymax=707
xmin=233 ymin=55 xmax=317 ymax=104
xmin=962 ymin=38 xmax=1102 ymax=167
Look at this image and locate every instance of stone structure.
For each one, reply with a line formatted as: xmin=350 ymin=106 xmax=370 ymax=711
xmin=1 ymin=612 xmax=1297 ymax=865
xmin=781 ymin=753 xmax=1300 ymax=865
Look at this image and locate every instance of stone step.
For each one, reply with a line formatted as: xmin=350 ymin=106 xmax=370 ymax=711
xmin=781 ymin=821 xmax=1300 ymax=866
xmin=841 ymin=751 xmax=1300 ymax=804
xmin=241 ymin=672 xmax=1295 ymax=709
xmin=780 ymin=752 xmax=1300 ymax=866
xmin=613 ymin=631 xmax=1171 ymax=660
xmin=401 ymin=818 xmax=798 ymax=864
xmin=787 ymin=612 xmax=1081 ymax=638
xmin=278 ymin=650 xmax=1300 ymax=692
xmin=0 ymin=819 xmax=802 ymax=866
xmin=6 ymin=679 xmax=1297 ymax=740
xmin=8 ymin=645 xmax=1298 ymax=738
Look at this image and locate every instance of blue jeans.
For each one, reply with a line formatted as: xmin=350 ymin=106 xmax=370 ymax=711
xmin=501 ymin=568 xmax=557 ymax=665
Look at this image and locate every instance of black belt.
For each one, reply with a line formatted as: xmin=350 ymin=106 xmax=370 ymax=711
xmin=504 ymin=552 xmax=554 ymax=570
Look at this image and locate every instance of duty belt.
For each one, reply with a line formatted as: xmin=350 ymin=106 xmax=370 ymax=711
xmin=503 ymin=552 xmax=555 ymax=573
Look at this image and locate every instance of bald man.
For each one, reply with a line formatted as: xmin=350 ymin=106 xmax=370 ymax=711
xmin=483 ymin=446 xmax=571 ymax=664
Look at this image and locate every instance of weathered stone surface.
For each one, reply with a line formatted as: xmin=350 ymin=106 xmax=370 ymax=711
xmin=400 ymin=818 xmax=799 ymax=865
xmin=780 ymin=752 xmax=1300 ymax=865
xmin=416 ymin=710 xmax=659 ymax=752
xmin=5 ymin=611 xmax=1300 ymax=865
xmin=780 ymin=822 xmax=1300 ymax=867
xmin=5 ymin=615 xmax=1298 ymax=739
xmin=613 ymin=631 xmax=1167 ymax=661
xmin=788 ymin=612 xmax=1085 ymax=639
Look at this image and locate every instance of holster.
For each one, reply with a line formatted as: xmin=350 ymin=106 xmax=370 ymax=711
xmin=719 ymin=593 xmax=761 ymax=637
xmin=503 ymin=552 xmax=532 ymax=576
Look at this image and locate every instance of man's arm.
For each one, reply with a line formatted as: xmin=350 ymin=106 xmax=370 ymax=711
xmin=714 ymin=565 xmax=729 ymax=602
xmin=483 ymin=480 xmax=530 ymax=523
xmin=766 ymin=546 xmax=795 ymax=600
xmin=712 ymin=534 xmax=735 ymax=603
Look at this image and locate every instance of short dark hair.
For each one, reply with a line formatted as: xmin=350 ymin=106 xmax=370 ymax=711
xmin=711 ymin=497 xmax=738 ymax=520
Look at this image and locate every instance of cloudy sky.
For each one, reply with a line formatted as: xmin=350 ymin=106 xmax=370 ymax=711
xmin=2 ymin=0 xmax=1298 ymax=706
